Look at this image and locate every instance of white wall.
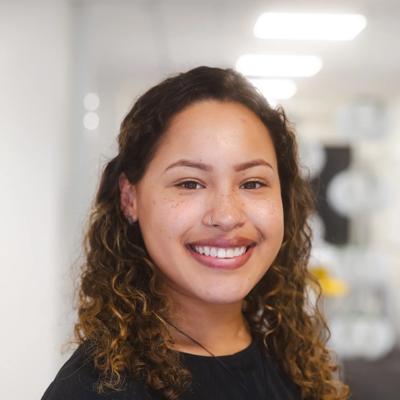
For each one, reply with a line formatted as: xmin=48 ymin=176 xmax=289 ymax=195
xmin=0 ymin=1 xmax=74 ymax=398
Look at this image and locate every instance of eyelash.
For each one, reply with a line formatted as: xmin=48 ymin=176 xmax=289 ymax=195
xmin=175 ymin=180 xmax=267 ymax=190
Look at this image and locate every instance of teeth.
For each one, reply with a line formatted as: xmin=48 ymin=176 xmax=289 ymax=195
xmin=192 ymin=245 xmax=248 ymax=258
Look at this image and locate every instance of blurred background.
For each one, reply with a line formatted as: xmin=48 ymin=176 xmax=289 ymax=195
xmin=1 ymin=0 xmax=399 ymax=398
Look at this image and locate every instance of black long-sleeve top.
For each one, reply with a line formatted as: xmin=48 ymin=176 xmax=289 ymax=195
xmin=41 ymin=338 xmax=300 ymax=399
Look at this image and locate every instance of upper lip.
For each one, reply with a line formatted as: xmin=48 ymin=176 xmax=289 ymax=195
xmin=188 ymin=236 xmax=256 ymax=248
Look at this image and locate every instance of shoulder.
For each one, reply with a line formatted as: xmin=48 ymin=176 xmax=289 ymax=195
xmin=41 ymin=342 xmax=151 ymax=400
xmin=252 ymin=339 xmax=300 ymax=399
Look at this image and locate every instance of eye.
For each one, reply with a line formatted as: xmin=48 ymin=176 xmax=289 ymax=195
xmin=241 ymin=180 xmax=267 ymax=190
xmin=175 ymin=180 xmax=204 ymax=190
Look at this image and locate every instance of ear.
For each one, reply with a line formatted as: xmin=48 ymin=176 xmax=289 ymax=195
xmin=119 ymin=172 xmax=138 ymax=221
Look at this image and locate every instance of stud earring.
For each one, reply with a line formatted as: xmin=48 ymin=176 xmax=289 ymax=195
xmin=126 ymin=215 xmax=136 ymax=225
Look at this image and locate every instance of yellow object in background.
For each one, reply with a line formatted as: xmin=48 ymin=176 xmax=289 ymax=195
xmin=310 ymin=266 xmax=349 ymax=297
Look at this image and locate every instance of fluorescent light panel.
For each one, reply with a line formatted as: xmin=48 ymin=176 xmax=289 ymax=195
xmin=248 ymin=78 xmax=297 ymax=100
xmin=254 ymin=13 xmax=367 ymax=41
xmin=236 ymin=54 xmax=322 ymax=77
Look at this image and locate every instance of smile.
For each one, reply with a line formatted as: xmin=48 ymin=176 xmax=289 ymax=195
xmin=186 ymin=244 xmax=256 ymax=270
xmin=191 ymin=245 xmax=248 ymax=258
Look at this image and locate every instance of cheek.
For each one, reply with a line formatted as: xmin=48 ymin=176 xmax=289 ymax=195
xmin=141 ymin=195 xmax=195 ymax=243
xmin=251 ymin=198 xmax=284 ymax=241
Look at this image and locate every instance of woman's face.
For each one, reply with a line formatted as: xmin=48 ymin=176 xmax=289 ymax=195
xmin=121 ymin=100 xmax=284 ymax=305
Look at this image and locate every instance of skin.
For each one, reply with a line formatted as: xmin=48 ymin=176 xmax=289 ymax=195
xmin=119 ymin=100 xmax=284 ymax=356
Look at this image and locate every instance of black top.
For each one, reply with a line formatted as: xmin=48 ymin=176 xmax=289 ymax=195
xmin=41 ymin=339 xmax=300 ymax=400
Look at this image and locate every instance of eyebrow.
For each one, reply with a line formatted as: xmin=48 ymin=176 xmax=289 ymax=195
xmin=164 ymin=158 xmax=274 ymax=173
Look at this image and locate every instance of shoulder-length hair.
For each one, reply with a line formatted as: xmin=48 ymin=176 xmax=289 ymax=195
xmin=73 ymin=66 xmax=349 ymax=399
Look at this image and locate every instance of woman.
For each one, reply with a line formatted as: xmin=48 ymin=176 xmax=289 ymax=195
xmin=42 ymin=66 xmax=349 ymax=399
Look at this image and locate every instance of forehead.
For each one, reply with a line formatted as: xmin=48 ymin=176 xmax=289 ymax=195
xmin=153 ymin=100 xmax=277 ymax=167
xmin=165 ymin=100 xmax=266 ymax=137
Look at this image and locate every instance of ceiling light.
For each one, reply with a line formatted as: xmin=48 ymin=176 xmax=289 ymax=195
xmin=83 ymin=92 xmax=100 ymax=111
xmin=248 ymin=78 xmax=297 ymax=101
xmin=254 ymin=13 xmax=367 ymax=41
xmin=236 ymin=54 xmax=322 ymax=77
xmin=83 ymin=112 xmax=99 ymax=130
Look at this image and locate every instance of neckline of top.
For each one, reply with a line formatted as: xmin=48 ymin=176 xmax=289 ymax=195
xmin=177 ymin=338 xmax=257 ymax=361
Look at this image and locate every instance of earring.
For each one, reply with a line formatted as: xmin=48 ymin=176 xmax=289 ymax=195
xmin=126 ymin=215 xmax=136 ymax=225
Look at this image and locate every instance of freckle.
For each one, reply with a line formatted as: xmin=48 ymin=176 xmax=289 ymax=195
xmin=171 ymin=200 xmax=183 ymax=208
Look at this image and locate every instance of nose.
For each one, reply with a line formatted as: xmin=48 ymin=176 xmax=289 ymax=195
xmin=202 ymin=190 xmax=246 ymax=231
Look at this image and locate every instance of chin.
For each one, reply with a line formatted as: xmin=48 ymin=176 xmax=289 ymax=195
xmin=195 ymin=287 xmax=251 ymax=305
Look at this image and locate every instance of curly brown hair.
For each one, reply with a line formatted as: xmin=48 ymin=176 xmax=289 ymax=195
xmin=72 ymin=66 xmax=349 ymax=399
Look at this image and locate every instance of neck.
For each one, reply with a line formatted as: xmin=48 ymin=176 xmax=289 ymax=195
xmin=163 ymin=287 xmax=252 ymax=356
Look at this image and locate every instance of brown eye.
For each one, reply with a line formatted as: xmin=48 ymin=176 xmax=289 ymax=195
xmin=241 ymin=180 xmax=266 ymax=190
xmin=176 ymin=180 xmax=204 ymax=190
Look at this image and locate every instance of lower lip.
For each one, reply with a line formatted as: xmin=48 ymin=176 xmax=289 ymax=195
xmin=186 ymin=245 xmax=255 ymax=270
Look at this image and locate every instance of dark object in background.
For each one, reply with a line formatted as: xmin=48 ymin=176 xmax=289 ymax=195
xmin=343 ymin=348 xmax=400 ymax=399
xmin=310 ymin=146 xmax=351 ymax=245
